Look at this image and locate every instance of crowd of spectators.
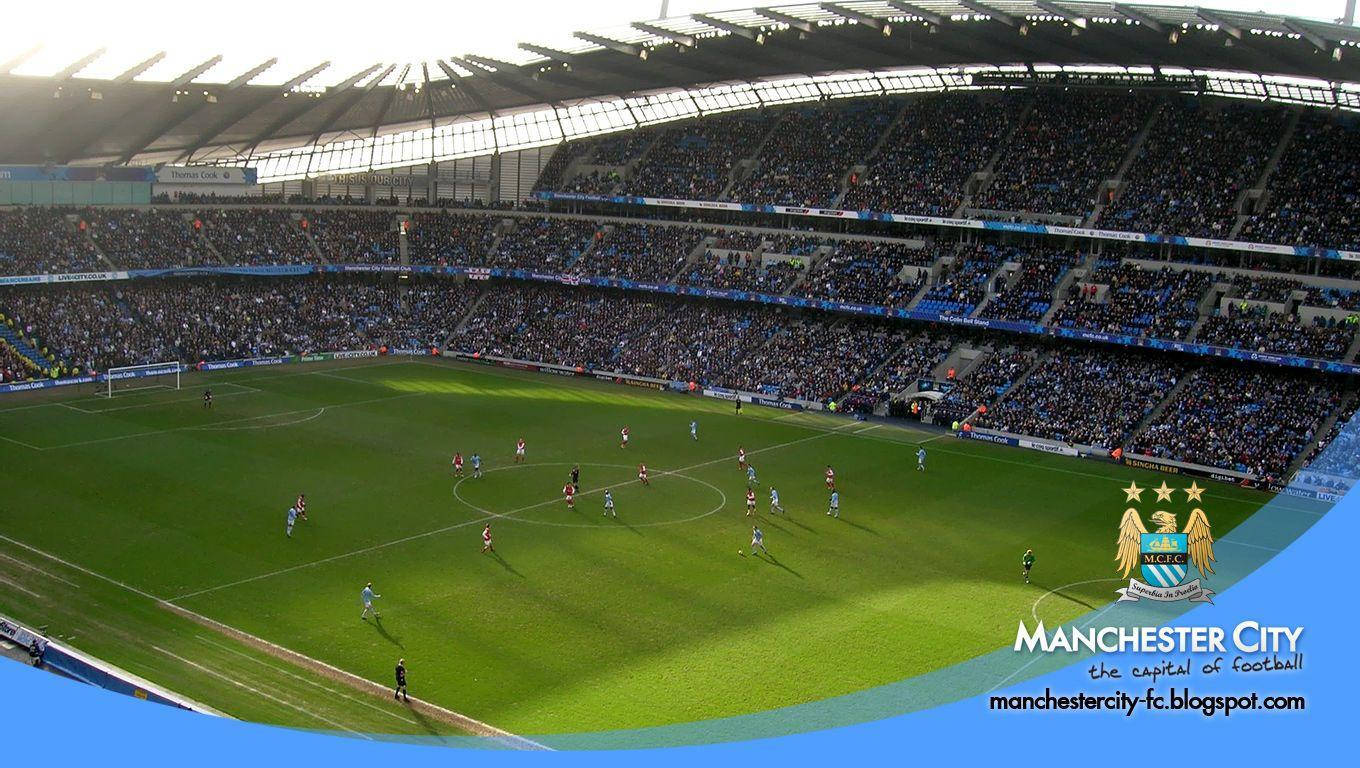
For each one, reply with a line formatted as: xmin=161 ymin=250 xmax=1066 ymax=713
xmin=0 ymin=278 xmax=478 ymax=372
xmin=916 ymin=245 xmax=1006 ymax=316
xmin=86 ymin=208 xmax=214 ymax=269
xmin=486 ymin=217 xmax=600 ymax=272
xmin=1295 ymin=398 xmax=1359 ymax=492
xmin=856 ymin=333 xmax=954 ymax=402
xmin=405 ymin=212 xmax=499 ymax=267
xmin=625 ymin=112 xmax=777 ymax=200
xmin=799 ymin=239 xmax=934 ymax=307
xmin=205 ymin=208 xmax=313 ymax=265
xmin=306 ymin=210 xmax=397 ymax=264
xmin=1197 ymin=306 xmax=1357 ymax=361
xmin=932 ymin=346 xmax=1038 ymax=425
xmin=979 ymin=247 xmax=1084 ymax=322
xmin=0 ymin=342 xmax=36 ymax=383
xmin=582 ymin=223 xmax=705 ymax=281
xmin=1049 ymin=260 xmax=1212 ymax=340
xmin=1105 ymin=100 xmax=1285 ymax=236
xmin=0 ymin=208 xmax=101 ymax=275
xmin=843 ymin=92 xmax=1023 ymax=216
xmin=1240 ymin=114 xmax=1360 ymax=250
xmin=729 ymin=100 xmax=898 ymax=207
xmin=975 ymin=92 xmax=1153 ymax=217
xmin=681 ymin=252 xmax=805 ymax=294
xmin=976 ymin=349 xmax=1185 ymax=449
xmin=1132 ymin=367 xmax=1341 ymax=478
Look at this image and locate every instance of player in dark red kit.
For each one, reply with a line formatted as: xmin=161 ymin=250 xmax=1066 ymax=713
xmin=295 ymin=493 xmax=307 ymax=521
xmin=638 ymin=463 xmax=649 ymax=486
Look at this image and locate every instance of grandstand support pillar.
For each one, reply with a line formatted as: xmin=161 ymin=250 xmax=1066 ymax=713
xmin=427 ymin=161 xmax=438 ymax=206
xmin=364 ymin=184 xmax=377 ymax=205
xmin=301 ymin=178 xmax=316 ymax=202
xmin=488 ymin=152 xmax=503 ymax=205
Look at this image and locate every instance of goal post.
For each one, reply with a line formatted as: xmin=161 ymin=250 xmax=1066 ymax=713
xmin=105 ymin=361 xmax=182 ymax=398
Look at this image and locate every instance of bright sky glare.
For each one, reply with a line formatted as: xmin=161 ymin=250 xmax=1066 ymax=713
xmin=0 ymin=1 xmax=1354 ymax=88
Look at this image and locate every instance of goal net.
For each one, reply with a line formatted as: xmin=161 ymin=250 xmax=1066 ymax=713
xmin=105 ymin=361 xmax=181 ymax=398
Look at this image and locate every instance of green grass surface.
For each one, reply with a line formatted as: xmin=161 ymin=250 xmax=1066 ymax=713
xmin=0 ymin=358 xmax=1273 ymax=736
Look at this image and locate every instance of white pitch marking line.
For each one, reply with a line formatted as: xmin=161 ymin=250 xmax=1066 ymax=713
xmin=0 ymin=575 xmax=42 ymax=599
xmin=1029 ymin=578 xmax=1123 ymax=625
xmin=0 ymin=552 xmax=80 ymax=587
xmin=194 ymin=636 xmax=419 ymax=727
xmin=0 ymin=433 xmax=43 ymax=450
xmin=852 ymin=423 xmax=881 ymax=434
xmin=191 ymin=408 xmax=327 ymax=432
xmin=150 ymin=645 xmax=371 ymax=739
xmin=0 ymin=532 xmax=542 ymax=748
xmin=170 ymin=431 xmax=831 ymax=602
xmin=32 ymin=392 xmax=423 ymax=451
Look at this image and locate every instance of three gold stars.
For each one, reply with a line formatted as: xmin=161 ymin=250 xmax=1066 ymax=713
xmin=1122 ymin=481 xmax=1206 ymax=503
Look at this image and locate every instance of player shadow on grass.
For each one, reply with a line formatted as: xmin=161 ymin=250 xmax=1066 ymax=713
xmin=1038 ymin=583 xmax=1099 ymax=612
xmin=834 ymin=517 xmax=878 ymax=535
xmin=367 ymin=616 xmax=404 ymax=649
xmin=755 ymin=551 xmax=802 ymax=579
xmin=487 ymin=550 xmax=523 ymax=578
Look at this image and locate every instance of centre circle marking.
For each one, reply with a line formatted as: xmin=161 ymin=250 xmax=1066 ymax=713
xmin=452 ymin=461 xmax=729 ymax=528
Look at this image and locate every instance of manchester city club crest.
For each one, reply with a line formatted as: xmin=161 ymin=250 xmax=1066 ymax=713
xmin=1114 ymin=481 xmax=1216 ymax=603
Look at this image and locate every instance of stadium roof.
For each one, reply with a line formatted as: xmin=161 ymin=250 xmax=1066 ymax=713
xmin=1 ymin=2 xmax=1358 ymax=169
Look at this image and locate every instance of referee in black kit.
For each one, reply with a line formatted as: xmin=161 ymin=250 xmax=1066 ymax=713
xmin=395 ymin=658 xmax=409 ymax=702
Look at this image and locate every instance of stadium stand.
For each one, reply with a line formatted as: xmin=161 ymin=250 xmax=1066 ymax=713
xmin=976 ymin=349 xmax=1186 ymax=449
xmin=728 ymin=100 xmax=898 ymax=207
xmin=974 ymin=92 xmax=1154 ymax=218
xmin=0 ymin=208 xmax=102 ymax=275
xmin=204 ymin=208 xmax=313 ymax=265
xmin=1048 ymin=260 xmax=1212 ymax=340
xmin=624 ymin=112 xmax=777 ymax=200
xmin=1241 ymin=113 xmax=1360 ymax=250
xmin=1102 ymin=99 xmax=1286 ymax=236
xmin=1131 ymin=367 xmax=1341 ymax=479
xmin=86 ymin=208 xmax=214 ymax=269
xmin=843 ymin=92 xmax=1022 ymax=216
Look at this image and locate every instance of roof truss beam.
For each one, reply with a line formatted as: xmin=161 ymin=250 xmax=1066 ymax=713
xmin=885 ymin=1 xmax=945 ymax=27
xmin=574 ymin=32 xmax=641 ymax=57
xmin=1195 ymin=8 xmax=1244 ymax=40
xmin=820 ymin=3 xmax=884 ymax=30
xmin=112 ymin=52 xmax=166 ymax=83
xmin=55 ymin=48 xmax=106 ymax=80
xmin=632 ymin=22 xmax=695 ymax=47
xmin=691 ymin=13 xmax=757 ymax=39
xmin=174 ymin=61 xmax=331 ymax=163
xmin=753 ymin=9 xmax=815 ymax=34
xmin=437 ymin=59 xmax=497 ymax=116
xmin=304 ymin=63 xmax=392 ymax=145
xmin=1281 ymin=19 xmax=1332 ymax=54
xmin=1034 ymin=2 xmax=1087 ymax=29
xmin=1111 ymin=3 xmax=1165 ymax=34
xmin=958 ymin=1 xmax=1019 ymax=28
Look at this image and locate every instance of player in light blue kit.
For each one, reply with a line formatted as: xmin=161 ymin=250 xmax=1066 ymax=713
xmin=749 ymin=525 xmax=768 ymax=556
xmin=917 ymin=447 xmax=927 ymax=472
xmin=286 ymin=506 xmax=298 ymax=537
xmin=746 ymin=464 xmax=757 ymax=487
xmin=690 ymin=420 xmax=698 ymax=441
xmin=827 ymin=490 xmax=840 ymax=518
xmin=360 ymin=582 xmax=382 ymax=620
xmin=603 ymin=489 xmax=616 ymax=517
xmin=471 ymin=453 xmax=483 ymax=479
xmin=769 ymin=487 xmax=785 ymax=516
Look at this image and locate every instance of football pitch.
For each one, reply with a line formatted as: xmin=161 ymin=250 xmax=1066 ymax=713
xmin=0 ymin=357 xmax=1275 ymax=740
